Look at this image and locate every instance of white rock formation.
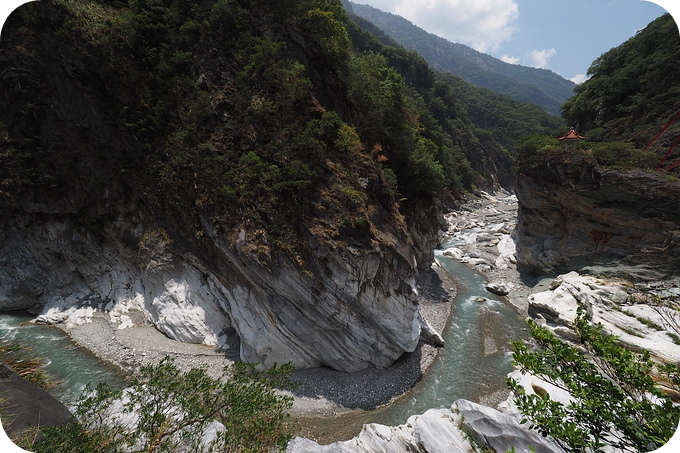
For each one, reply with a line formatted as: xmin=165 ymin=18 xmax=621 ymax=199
xmin=287 ymin=399 xmax=565 ymax=453
xmin=527 ymin=272 xmax=680 ymax=364
xmin=1 ymin=207 xmax=428 ymax=372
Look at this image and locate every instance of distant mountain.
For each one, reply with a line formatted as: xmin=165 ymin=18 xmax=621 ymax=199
xmin=347 ymin=2 xmax=575 ymax=116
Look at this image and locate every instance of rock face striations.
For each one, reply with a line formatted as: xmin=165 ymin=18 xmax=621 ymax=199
xmin=0 ymin=2 xmax=448 ymax=374
xmin=0 ymin=184 xmax=430 ymax=374
xmin=514 ymin=150 xmax=680 ymax=280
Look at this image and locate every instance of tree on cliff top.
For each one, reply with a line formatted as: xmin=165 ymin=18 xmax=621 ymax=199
xmin=509 ymin=307 xmax=680 ymax=452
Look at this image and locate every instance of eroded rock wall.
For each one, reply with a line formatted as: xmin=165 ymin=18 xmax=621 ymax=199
xmin=514 ymin=151 xmax=680 ymax=279
xmin=0 ymin=201 xmax=426 ymax=372
xmin=0 ymin=2 xmax=440 ymax=374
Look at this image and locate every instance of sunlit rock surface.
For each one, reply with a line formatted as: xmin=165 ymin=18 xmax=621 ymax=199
xmin=528 ymin=272 xmax=680 ymax=365
xmin=0 ymin=206 xmax=428 ymax=372
xmin=287 ymin=399 xmax=564 ymax=453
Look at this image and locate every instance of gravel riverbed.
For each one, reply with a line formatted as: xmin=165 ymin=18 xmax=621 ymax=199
xmin=55 ymin=191 xmax=526 ymax=443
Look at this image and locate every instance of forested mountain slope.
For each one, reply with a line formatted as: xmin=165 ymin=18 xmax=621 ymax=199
xmin=0 ymin=0 xmax=522 ymax=372
xmin=347 ymin=1 xmax=575 ymax=116
xmin=563 ymin=13 xmax=680 ymax=151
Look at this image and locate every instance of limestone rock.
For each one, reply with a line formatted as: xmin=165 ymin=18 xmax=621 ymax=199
xmin=0 ymin=206 xmax=426 ymax=373
xmin=455 ymin=399 xmax=565 ymax=453
xmin=527 ymin=272 xmax=680 ymax=365
xmin=419 ymin=317 xmax=445 ymax=346
xmin=286 ymin=408 xmax=474 ymax=453
xmin=486 ymin=282 xmax=511 ymax=296
xmin=287 ymin=399 xmax=566 ymax=453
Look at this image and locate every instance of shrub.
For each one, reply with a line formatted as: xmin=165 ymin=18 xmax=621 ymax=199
xmin=509 ymin=307 xmax=680 ymax=452
xmin=34 ymin=357 xmax=297 ymax=453
xmin=591 ymin=142 xmax=658 ymax=169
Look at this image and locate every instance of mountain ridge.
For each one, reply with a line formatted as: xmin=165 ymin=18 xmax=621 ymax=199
xmin=347 ymin=2 xmax=575 ymax=116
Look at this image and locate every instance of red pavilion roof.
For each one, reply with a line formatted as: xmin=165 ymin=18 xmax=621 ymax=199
xmin=558 ymin=129 xmax=585 ymax=141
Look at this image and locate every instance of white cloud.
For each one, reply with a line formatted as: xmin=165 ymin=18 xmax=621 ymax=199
xmin=570 ymin=74 xmax=588 ymax=84
xmin=528 ymin=48 xmax=557 ymax=69
xmin=390 ymin=0 xmax=520 ymax=53
xmin=500 ymin=55 xmax=520 ymax=64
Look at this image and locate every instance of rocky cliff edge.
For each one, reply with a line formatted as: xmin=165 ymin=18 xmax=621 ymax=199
xmin=514 ymin=150 xmax=680 ymax=280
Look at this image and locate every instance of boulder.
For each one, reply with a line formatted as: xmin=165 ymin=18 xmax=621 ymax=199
xmin=486 ymin=282 xmax=511 ymax=296
xmin=420 ymin=317 xmax=445 ymax=346
xmin=287 ymin=399 xmax=567 ymax=453
xmin=527 ymin=273 xmax=680 ymax=365
xmin=286 ymin=408 xmax=474 ymax=453
xmin=455 ymin=399 xmax=564 ymax=453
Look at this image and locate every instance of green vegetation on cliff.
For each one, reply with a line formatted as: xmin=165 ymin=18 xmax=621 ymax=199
xmin=562 ymin=13 xmax=680 ymax=148
xmin=516 ymin=14 xmax=680 ymax=174
xmin=0 ymin=0 xmax=523 ymax=265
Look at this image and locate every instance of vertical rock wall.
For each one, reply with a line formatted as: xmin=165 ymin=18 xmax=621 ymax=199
xmin=514 ymin=151 xmax=680 ymax=279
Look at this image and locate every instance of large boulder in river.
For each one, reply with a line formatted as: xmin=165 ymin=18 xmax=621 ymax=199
xmin=486 ymin=281 xmax=511 ymax=296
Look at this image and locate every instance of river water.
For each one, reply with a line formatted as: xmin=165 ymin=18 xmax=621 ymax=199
xmin=0 ymin=216 xmax=529 ymax=443
xmin=294 ymin=232 xmax=530 ymax=443
xmin=0 ymin=312 xmax=128 ymax=407
xmin=375 ymin=249 xmax=529 ymax=426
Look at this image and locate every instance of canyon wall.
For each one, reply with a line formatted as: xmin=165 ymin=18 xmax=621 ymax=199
xmin=0 ymin=2 xmax=452 ymax=374
xmin=514 ymin=151 xmax=680 ymax=280
xmin=0 ymin=199 xmax=435 ymax=373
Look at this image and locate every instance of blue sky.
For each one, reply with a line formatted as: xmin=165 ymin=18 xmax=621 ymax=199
xmin=352 ymin=0 xmax=678 ymax=83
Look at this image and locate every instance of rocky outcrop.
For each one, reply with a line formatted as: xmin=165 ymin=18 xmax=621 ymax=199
xmin=514 ymin=151 xmax=680 ymax=279
xmin=0 ymin=203 xmax=430 ymax=373
xmin=0 ymin=364 xmax=72 ymax=439
xmin=527 ymin=272 xmax=680 ymax=365
xmin=287 ymin=399 xmax=564 ymax=453
xmin=0 ymin=3 xmax=443 ymax=374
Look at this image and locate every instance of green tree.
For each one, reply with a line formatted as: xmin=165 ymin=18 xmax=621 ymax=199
xmin=509 ymin=308 xmax=680 ymax=452
xmin=34 ymin=357 xmax=297 ymax=453
xmin=561 ymin=14 xmax=680 ymax=147
xmin=591 ymin=142 xmax=659 ymax=169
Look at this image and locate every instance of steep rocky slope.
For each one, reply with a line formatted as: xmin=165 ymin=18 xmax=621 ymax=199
xmin=514 ymin=150 xmax=680 ymax=279
xmin=0 ymin=1 xmax=473 ymax=373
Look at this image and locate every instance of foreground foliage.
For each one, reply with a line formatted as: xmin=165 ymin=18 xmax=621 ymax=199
xmin=34 ymin=357 xmax=296 ymax=453
xmin=509 ymin=308 xmax=680 ymax=452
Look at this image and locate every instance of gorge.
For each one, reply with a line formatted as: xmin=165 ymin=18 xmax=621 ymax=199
xmin=2 ymin=1 xmax=680 ymax=452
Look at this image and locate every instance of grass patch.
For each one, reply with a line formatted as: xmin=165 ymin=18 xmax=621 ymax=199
xmin=1 ymin=342 xmax=53 ymax=390
xmin=666 ymin=332 xmax=680 ymax=346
